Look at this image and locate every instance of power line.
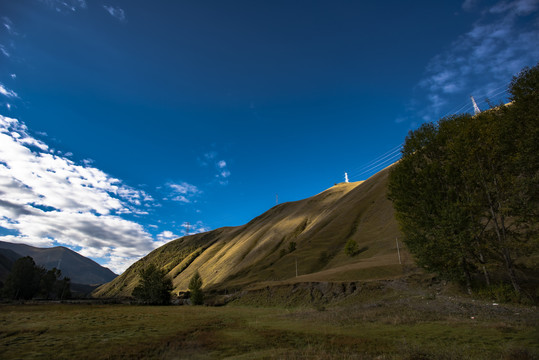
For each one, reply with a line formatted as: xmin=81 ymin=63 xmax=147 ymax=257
xmin=450 ymin=88 xmax=509 ymax=117
xmin=442 ymin=81 xmax=511 ymax=118
xmin=348 ymin=145 xmax=402 ymax=178
xmin=349 ymin=152 xmax=402 ymax=180
xmin=343 ymin=84 xmax=512 ymax=183
xmin=347 ymin=143 xmax=403 ymax=176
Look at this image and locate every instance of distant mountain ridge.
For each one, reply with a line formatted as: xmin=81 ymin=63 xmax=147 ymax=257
xmin=0 ymin=241 xmax=117 ymax=285
xmin=95 ymin=164 xmax=408 ymax=298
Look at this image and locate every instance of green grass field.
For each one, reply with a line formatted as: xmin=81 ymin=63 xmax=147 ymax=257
xmin=1 ymin=293 xmax=537 ymax=360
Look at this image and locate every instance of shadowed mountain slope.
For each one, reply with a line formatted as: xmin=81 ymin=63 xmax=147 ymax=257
xmin=0 ymin=241 xmax=117 ymax=285
xmin=94 ymin=164 xmax=408 ymax=298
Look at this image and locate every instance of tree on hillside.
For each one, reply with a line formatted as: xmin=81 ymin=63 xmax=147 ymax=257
xmin=388 ymin=63 xmax=539 ymax=295
xmin=132 ymin=264 xmax=173 ymax=305
xmin=288 ymin=242 xmax=296 ymax=253
xmin=344 ymin=238 xmax=359 ymax=257
xmin=188 ymin=271 xmax=204 ymax=305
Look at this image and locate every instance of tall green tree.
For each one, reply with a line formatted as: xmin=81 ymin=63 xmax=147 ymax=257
xmin=388 ymin=63 xmax=539 ymax=294
xmin=40 ymin=267 xmax=61 ymax=299
xmin=188 ymin=271 xmax=204 ymax=305
xmin=40 ymin=268 xmax=71 ymax=300
xmin=388 ymin=117 xmax=479 ymax=292
xmin=132 ymin=264 xmax=173 ymax=305
xmin=2 ymin=256 xmax=45 ymax=300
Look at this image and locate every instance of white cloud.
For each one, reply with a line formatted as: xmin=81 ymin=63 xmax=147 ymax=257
xmin=0 ymin=115 xmax=160 ymax=274
xmin=410 ymin=0 xmax=539 ymax=124
xmin=215 ymin=159 xmax=231 ymax=184
xmin=157 ymin=230 xmax=178 ymax=241
xmin=167 ymin=181 xmax=201 ymax=203
xmin=169 ymin=195 xmax=189 ymax=203
xmin=0 ymin=84 xmax=18 ymax=98
xmin=198 ymin=151 xmax=232 ymax=185
xmin=182 ymin=221 xmax=210 ymax=235
xmin=152 ymin=230 xmax=179 ymax=247
xmin=168 ymin=182 xmax=200 ymax=195
xmin=220 ymin=170 xmax=231 ymax=178
xmin=103 ymin=5 xmax=127 ymax=23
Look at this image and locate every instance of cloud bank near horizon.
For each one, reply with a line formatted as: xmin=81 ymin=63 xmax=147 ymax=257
xmin=0 ymin=115 xmax=171 ymax=273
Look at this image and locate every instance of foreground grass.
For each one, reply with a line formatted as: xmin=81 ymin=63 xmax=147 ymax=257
xmin=0 ymin=300 xmax=537 ymax=360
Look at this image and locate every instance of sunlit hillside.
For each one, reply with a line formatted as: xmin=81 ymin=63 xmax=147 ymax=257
xmin=94 ymin=163 xmax=408 ymax=298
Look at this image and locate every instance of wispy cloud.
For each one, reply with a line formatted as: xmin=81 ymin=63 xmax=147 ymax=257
xmin=462 ymin=0 xmax=481 ymax=11
xmin=38 ymin=0 xmax=87 ymax=12
xmin=198 ymin=151 xmax=232 ymax=185
xmin=0 ymin=115 xmax=160 ymax=273
xmin=2 ymin=17 xmax=14 ymax=35
xmin=181 ymin=221 xmax=211 ymax=235
xmin=103 ymin=5 xmax=127 ymax=23
xmin=198 ymin=151 xmax=217 ymax=167
xmin=166 ymin=182 xmax=201 ymax=203
xmin=403 ymin=0 xmax=539 ymax=126
xmin=0 ymin=84 xmax=18 ymax=98
xmin=215 ymin=159 xmax=231 ymax=185
xmin=0 ymin=44 xmax=10 ymax=58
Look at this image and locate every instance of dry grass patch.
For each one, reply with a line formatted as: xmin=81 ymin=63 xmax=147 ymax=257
xmin=0 ymin=301 xmax=537 ymax=359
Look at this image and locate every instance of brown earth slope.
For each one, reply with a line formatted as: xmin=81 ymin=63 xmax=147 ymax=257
xmin=94 ymin=164 xmax=408 ymax=298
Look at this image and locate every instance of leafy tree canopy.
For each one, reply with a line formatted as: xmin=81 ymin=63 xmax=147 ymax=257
xmin=188 ymin=271 xmax=204 ymax=305
xmin=388 ymin=63 xmax=539 ymax=295
xmin=132 ymin=264 xmax=173 ymax=305
xmin=2 ymin=256 xmax=71 ymax=300
xmin=344 ymin=239 xmax=359 ymax=257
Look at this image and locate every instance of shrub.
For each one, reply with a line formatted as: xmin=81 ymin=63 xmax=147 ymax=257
xmin=344 ymin=239 xmax=359 ymax=257
xmin=288 ymin=242 xmax=296 ymax=253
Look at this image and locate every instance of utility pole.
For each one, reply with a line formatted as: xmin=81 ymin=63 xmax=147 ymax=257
xmin=344 ymin=172 xmax=349 ymax=183
xmin=276 ymin=193 xmax=279 ymax=205
xmin=396 ymin=237 xmax=402 ymax=264
xmin=185 ymin=222 xmax=190 ymax=236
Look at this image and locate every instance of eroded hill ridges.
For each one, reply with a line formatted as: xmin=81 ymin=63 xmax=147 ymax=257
xmin=94 ymin=163 xmax=406 ymax=298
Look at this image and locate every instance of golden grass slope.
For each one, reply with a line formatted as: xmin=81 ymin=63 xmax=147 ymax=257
xmin=94 ymin=164 xmax=407 ymax=298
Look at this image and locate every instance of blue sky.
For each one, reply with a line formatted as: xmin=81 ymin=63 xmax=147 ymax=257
xmin=0 ymin=0 xmax=537 ymax=273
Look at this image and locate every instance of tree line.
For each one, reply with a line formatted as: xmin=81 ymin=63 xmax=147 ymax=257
xmin=388 ymin=64 xmax=538 ymax=299
xmin=1 ymin=256 xmax=71 ymax=300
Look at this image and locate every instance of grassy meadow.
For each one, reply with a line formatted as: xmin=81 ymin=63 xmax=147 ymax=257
xmin=1 ymin=288 xmax=538 ymax=360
